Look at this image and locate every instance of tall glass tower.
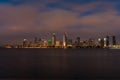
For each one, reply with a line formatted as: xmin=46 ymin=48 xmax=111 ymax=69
xmin=112 ymin=36 xmax=116 ymax=45
xmin=52 ymin=33 xmax=56 ymax=46
xmin=76 ymin=37 xmax=80 ymax=46
xmin=106 ymin=36 xmax=109 ymax=47
xmin=63 ymin=32 xmax=67 ymax=47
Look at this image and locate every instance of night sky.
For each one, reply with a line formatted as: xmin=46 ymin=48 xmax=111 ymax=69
xmin=0 ymin=0 xmax=120 ymax=44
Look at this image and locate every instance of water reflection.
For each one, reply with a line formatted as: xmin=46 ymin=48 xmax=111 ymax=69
xmin=0 ymin=49 xmax=120 ymax=79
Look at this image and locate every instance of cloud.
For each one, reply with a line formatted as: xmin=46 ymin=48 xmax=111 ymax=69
xmin=69 ymin=1 xmax=115 ymax=13
xmin=0 ymin=1 xmax=120 ymax=44
xmin=71 ymin=2 xmax=103 ymax=12
xmin=80 ymin=11 xmax=119 ymax=32
xmin=0 ymin=4 xmax=80 ymax=32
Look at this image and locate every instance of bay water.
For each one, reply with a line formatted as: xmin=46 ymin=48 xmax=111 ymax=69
xmin=0 ymin=48 xmax=120 ymax=79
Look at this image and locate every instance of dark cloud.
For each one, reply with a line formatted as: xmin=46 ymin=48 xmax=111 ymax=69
xmin=0 ymin=0 xmax=120 ymax=44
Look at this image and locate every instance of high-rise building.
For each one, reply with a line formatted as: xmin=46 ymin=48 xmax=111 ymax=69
xmin=52 ymin=33 xmax=56 ymax=46
xmin=23 ymin=39 xmax=28 ymax=47
xmin=38 ymin=38 xmax=42 ymax=45
xmin=98 ymin=38 xmax=104 ymax=48
xmin=76 ymin=37 xmax=80 ymax=46
xmin=34 ymin=37 xmax=38 ymax=43
xmin=68 ymin=39 xmax=73 ymax=45
xmin=104 ymin=38 xmax=107 ymax=47
xmin=55 ymin=41 xmax=60 ymax=47
xmin=63 ymin=32 xmax=67 ymax=47
xmin=112 ymin=36 xmax=116 ymax=45
xmin=106 ymin=36 xmax=109 ymax=47
xmin=48 ymin=39 xmax=52 ymax=46
xmin=88 ymin=38 xmax=94 ymax=47
xmin=101 ymin=38 xmax=104 ymax=48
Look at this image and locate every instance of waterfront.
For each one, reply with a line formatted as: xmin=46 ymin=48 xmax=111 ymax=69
xmin=0 ymin=48 xmax=120 ymax=79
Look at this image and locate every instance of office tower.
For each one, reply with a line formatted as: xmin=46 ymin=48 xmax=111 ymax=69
xmin=76 ymin=37 xmax=80 ymax=46
xmin=41 ymin=39 xmax=45 ymax=45
xmin=43 ymin=40 xmax=48 ymax=46
xmin=104 ymin=38 xmax=107 ymax=47
xmin=63 ymin=32 xmax=67 ymax=47
xmin=34 ymin=37 xmax=38 ymax=43
xmin=38 ymin=38 xmax=42 ymax=45
xmin=52 ymin=33 xmax=56 ymax=46
xmin=98 ymin=38 xmax=104 ymax=48
xmin=48 ymin=39 xmax=52 ymax=46
xmin=56 ymin=41 xmax=60 ymax=47
xmin=112 ymin=36 xmax=116 ymax=45
xmin=68 ymin=39 xmax=72 ymax=45
xmin=101 ymin=38 xmax=104 ymax=48
xmin=23 ymin=39 xmax=28 ymax=47
xmin=88 ymin=38 xmax=93 ymax=47
xmin=98 ymin=38 xmax=101 ymax=44
xmin=106 ymin=36 xmax=109 ymax=47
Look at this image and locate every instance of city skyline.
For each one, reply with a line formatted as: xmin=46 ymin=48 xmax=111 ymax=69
xmin=0 ymin=0 xmax=120 ymax=44
xmin=0 ymin=32 xmax=118 ymax=45
xmin=2 ymin=33 xmax=119 ymax=49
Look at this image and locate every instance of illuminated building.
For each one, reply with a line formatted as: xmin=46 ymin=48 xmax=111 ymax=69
xmin=67 ymin=39 xmax=73 ymax=48
xmin=82 ymin=41 xmax=89 ymax=47
xmin=38 ymin=38 xmax=42 ymax=46
xmin=68 ymin=39 xmax=72 ymax=45
xmin=55 ymin=41 xmax=60 ymax=47
xmin=23 ymin=39 xmax=28 ymax=47
xmin=88 ymin=38 xmax=94 ymax=47
xmin=76 ymin=37 xmax=80 ymax=46
xmin=104 ymin=38 xmax=107 ymax=47
xmin=48 ymin=39 xmax=52 ymax=46
xmin=41 ymin=39 xmax=47 ymax=46
xmin=98 ymin=38 xmax=104 ymax=48
xmin=34 ymin=37 xmax=38 ymax=43
xmin=63 ymin=32 xmax=67 ymax=47
xmin=11 ymin=32 xmax=120 ymax=48
xmin=52 ymin=33 xmax=56 ymax=46
xmin=43 ymin=40 xmax=48 ymax=47
xmin=106 ymin=36 xmax=109 ymax=47
xmin=112 ymin=36 xmax=116 ymax=45
xmin=98 ymin=38 xmax=101 ymax=46
xmin=5 ymin=44 xmax=13 ymax=48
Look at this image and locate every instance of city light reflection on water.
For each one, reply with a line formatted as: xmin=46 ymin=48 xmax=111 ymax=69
xmin=0 ymin=48 xmax=120 ymax=79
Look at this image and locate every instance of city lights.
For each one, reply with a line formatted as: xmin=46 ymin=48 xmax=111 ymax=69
xmin=0 ymin=33 xmax=119 ymax=49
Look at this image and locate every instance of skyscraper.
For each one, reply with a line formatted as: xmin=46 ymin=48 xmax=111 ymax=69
xmin=68 ymin=39 xmax=72 ymax=45
xmin=104 ymin=38 xmax=107 ymax=47
xmin=63 ymin=32 xmax=67 ymax=47
xmin=34 ymin=37 xmax=38 ymax=43
xmin=23 ymin=39 xmax=28 ymax=47
xmin=98 ymin=38 xmax=104 ymax=48
xmin=112 ymin=36 xmax=116 ymax=45
xmin=76 ymin=37 xmax=80 ymax=46
xmin=106 ymin=36 xmax=109 ymax=47
xmin=88 ymin=38 xmax=94 ymax=47
xmin=52 ymin=33 xmax=56 ymax=46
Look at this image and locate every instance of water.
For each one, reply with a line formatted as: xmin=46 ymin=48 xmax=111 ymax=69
xmin=0 ymin=48 xmax=120 ymax=79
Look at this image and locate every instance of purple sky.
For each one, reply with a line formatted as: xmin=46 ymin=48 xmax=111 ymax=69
xmin=0 ymin=0 xmax=120 ymax=44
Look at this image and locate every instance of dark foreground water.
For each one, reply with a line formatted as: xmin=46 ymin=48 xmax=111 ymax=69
xmin=0 ymin=48 xmax=120 ymax=79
